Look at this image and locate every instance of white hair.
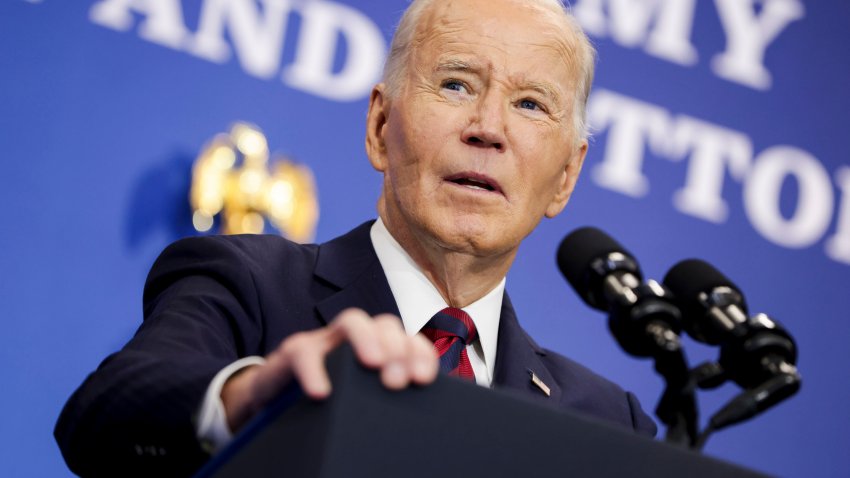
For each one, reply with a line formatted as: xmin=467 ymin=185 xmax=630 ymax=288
xmin=382 ymin=0 xmax=596 ymax=140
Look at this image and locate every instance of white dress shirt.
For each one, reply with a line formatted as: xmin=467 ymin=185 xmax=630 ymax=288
xmin=196 ymin=218 xmax=506 ymax=450
xmin=370 ymin=218 xmax=504 ymax=386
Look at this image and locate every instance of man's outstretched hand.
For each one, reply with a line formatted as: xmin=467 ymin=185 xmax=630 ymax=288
xmin=220 ymin=308 xmax=439 ymax=433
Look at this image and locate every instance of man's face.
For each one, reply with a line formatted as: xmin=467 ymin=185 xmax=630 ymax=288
xmin=367 ymin=0 xmax=587 ymax=259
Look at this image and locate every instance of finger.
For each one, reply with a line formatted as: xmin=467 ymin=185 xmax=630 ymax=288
xmin=332 ymin=308 xmax=385 ymax=367
xmin=259 ymin=309 xmax=385 ymax=401
xmin=407 ymin=332 xmax=439 ymax=385
xmin=279 ymin=331 xmax=336 ymax=399
xmin=372 ymin=314 xmax=410 ymax=390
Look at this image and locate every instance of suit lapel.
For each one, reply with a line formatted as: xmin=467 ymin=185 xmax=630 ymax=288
xmin=313 ymin=221 xmax=401 ymax=325
xmin=492 ymin=294 xmax=563 ymax=404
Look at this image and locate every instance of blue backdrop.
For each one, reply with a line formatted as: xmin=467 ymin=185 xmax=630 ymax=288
xmin=2 ymin=0 xmax=848 ymax=476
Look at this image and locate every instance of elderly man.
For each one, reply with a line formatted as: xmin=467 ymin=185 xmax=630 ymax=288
xmin=56 ymin=0 xmax=656 ymax=475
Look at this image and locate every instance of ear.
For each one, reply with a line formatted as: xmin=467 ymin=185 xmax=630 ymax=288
xmin=365 ymin=84 xmax=389 ymax=173
xmin=544 ymin=139 xmax=587 ymax=218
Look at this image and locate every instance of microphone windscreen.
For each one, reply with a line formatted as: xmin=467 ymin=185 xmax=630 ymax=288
xmin=557 ymin=227 xmax=634 ymax=303
xmin=663 ymin=259 xmax=748 ymax=314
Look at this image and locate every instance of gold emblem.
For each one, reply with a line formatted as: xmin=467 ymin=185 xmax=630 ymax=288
xmin=190 ymin=122 xmax=319 ymax=242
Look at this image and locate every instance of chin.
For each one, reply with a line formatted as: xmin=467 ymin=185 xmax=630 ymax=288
xmin=428 ymin=215 xmax=516 ymax=255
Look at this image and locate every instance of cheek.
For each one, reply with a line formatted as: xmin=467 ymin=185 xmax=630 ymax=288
xmin=383 ymin=125 xmax=433 ymax=204
xmin=383 ymin=116 xmax=419 ymax=179
xmin=514 ymin=132 xmax=570 ymax=202
xmin=390 ymin=105 xmax=458 ymax=180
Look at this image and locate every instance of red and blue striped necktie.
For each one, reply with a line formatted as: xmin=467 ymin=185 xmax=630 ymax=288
xmin=421 ymin=307 xmax=477 ymax=381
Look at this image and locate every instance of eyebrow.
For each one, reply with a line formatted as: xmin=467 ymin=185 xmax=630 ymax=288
xmin=434 ymin=58 xmax=479 ymax=74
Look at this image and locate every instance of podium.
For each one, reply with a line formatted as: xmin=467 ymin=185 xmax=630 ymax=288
xmin=195 ymin=346 xmax=769 ymax=478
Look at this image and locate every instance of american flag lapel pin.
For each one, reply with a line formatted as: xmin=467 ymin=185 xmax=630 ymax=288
xmin=527 ymin=369 xmax=551 ymax=397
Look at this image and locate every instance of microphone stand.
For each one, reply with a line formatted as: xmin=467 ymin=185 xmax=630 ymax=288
xmin=601 ymin=278 xmax=700 ymax=448
xmin=652 ymin=341 xmax=698 ymax=447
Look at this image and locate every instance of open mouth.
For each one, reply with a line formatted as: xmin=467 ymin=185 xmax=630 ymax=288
xmin=450 ymin=177 xmax=495 ymax=191
xmin=445 ymin=173 xmax=501 ymax=194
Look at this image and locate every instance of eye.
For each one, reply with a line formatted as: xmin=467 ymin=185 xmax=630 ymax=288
xmin=519 ymin=99 xmax=542 ymax=111
xmin=442 ymin=79 xmax=467 ymax=93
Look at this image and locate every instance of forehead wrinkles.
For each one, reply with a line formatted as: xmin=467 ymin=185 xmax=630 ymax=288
xmin=409 ymin=1 xmax=580 ymax=91
xmin=409 ymin=5 xmax=468 ymax=66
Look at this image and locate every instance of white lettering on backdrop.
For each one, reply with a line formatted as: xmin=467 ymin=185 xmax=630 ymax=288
xmin=588 ymin=89 xmax=849 ymax=264
xmin=89 ymin=0 xmax=386 ymax=101
xmin=573 ymin=0 xmax=805 ymax=90
xmin=85 ymin=0 xmax=848 ymax=266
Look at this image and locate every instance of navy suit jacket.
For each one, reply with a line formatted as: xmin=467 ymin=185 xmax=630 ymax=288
xmin=56 ymin=221 xmax=656 ymax=477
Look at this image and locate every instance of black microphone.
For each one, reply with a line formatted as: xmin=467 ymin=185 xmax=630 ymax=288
xmin=557 ymin=227 xmax=683 ymax=362
xmin=559 ymin=228 xmax=698 ymax=446
xmin=662 ymin=259 xmax=749 ymax=346
xmin=663 ymin=259 xmax=800 ymax=390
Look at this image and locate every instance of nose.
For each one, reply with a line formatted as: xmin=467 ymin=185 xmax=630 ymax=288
xmin=461 ymin=91 xmax=507 ymax=152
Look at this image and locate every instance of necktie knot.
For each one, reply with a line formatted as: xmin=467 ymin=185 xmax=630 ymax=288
xmin=422 ymin=307 xmax=477 ymax=381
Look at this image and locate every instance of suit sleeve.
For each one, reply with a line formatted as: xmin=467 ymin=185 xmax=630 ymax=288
xmin=54 ymin=236 xmax=266 ymax=478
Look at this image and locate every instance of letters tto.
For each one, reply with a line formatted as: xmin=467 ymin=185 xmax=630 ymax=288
xmin=588 ymin=89 xmax=850 ymax=267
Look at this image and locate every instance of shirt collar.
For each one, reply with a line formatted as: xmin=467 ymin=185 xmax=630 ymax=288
xmin=369 ymin=218 xmax=505 ymax=382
